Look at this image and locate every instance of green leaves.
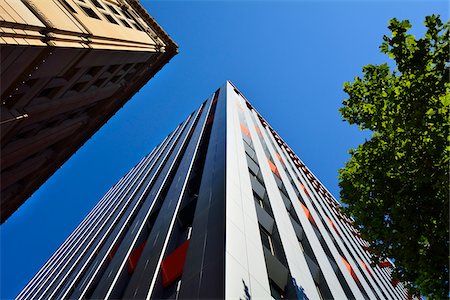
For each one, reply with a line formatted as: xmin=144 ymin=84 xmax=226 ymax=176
xmin=339 ymin=15 xmax=449 ymax=299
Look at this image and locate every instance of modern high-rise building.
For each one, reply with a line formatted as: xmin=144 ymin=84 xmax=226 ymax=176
xmin=18 ymin=82 xmax=409 ymax=299
xmin=0 ymin=0 xmax=177 ymax=222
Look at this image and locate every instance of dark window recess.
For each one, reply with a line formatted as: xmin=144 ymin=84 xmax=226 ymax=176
xmin=270 ymin=280 xmax=286 ymax=299
xmin=94 ymin=78 xmax=107 ymax=88
xmin=107 ymin=64 xmax=120 ymax=74
xmin=121 ymin=8 xmax=133 ymax=19
xmin=119 ymin=18 xmax=131 ymax=28
xmin=260 ymin=226 xmax=275 ymax=256
xmin=79 ymin=5 xmax=100 ymax=19
xmin=86 ymin=66 xmax=102 ymax=78
xmin=131 ymin=21 xmax=144 ymax=31
xmin=71 ymin=82 xmax=86 ymax=92
xmin=123 ymin=73 xmax=136 ymax=83
xmin=122 ymin=63 xmax=134 ymax=72
xmin=111 ymin=75 xmax=122 ymax=83
xmin=63 ymin=66 xmax=80 ymax=81
xmin=89 ymin=0 xmax=103 ymax=9
xmin=107 ymin=4 xmax=119 ymax=15
xmin=103 ymin=13 xmax=118 ymax=24
xmin=61 ymin=0 xmax=77 ymax=13
xmin=37 ymin=87 xmax=58 ymax=99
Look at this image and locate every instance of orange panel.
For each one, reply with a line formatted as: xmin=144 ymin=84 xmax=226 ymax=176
xmin=267 ymin=159 xmax=280 ymax=177
xmin=240 ymin=123 xmax=250 ymax=138
xmin=358 ymin=258 xmax=372 ymax=277
xmin=341 ymin=256 xmax=360 ymax=283
xmin=298 ymin=181 xmax=311 ymax=199
xmin=299 ymin=201 xmax=316 ymax=226
xmin=254 ymin=125 xmax=262 ymax=136
xmin=275 ymin=151 xmax=283 ymax=162
xmin=326 ymin=216 xmax=340 ymax=236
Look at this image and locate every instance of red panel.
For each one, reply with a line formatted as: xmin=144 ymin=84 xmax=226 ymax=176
xmin=108 ymin=243 xmax=120 ymax=261
xmin=161 ymin=240 xmax=190 ymax=288
xmin=240 ymin=123 xmax=251 ymax=138
xmin=392 ymin=278 xmax=400 ymax=287
xmin=127 ymin=240 xmax=147 ymax=273
xmin=379 ymin=261 xmax=392 ymax=268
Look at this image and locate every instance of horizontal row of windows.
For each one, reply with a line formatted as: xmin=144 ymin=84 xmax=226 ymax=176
xmin=63 ymin=0 xmax=146 ymax=31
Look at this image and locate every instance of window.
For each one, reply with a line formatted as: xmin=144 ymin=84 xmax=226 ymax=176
xmin=79 ymin=5 xmax=100 ymax=19
xmin=131 ymin=21 xmax=144 ymax=31
xmin=186 ymin=226 xmax=192 ymax=240
xmin=107 ymin=64 xmax=120 ymax=74
xmin=269 ymin=280 xmax=285 ymax=299
xmin=70 ymin=82 xmax=86 ymax=92
xmin=119 ymin=18 xmax=132 ymax=28
xmin=37 ymin=87 xmax=58 ymax=99
xmin=255 ymin=196 xmax=264 ymax=209
xmin=94 ymin=78 xmax=107 ymax=88
xmin=107 ymin=4 xmax=119 ymax=15
xmin=103 ymin=13 xmax=118 ymax=24
xmin=89 ymin=0 xmax=103 ymax=9
xmin=86 ymin=66 xmax=102 ymax=77
xmin=121 ymin=8 xmax=133 ymax=20
xmin=61 ymin=0 xmax=77 ymax=13
xmin=260 ymin=226 xmax=275 ymax=256
xmin=298 ymin=240 xmax=304 ymax=252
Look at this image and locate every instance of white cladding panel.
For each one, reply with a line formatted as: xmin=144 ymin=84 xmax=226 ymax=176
xmin=225 ymin=83 xmax=271 ymax=299
xmin=224 ymin=81 xmax=408 ymax=300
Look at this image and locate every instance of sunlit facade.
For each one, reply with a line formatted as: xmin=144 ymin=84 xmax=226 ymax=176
xmin=0 ymin=0 xmax=177 ymax=222
xmin=18 ymin=82 xmax=408 ymax=299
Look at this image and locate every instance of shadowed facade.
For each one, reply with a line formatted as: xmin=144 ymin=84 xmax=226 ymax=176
xmin=0 ymin=0 xmax=177 ymax=222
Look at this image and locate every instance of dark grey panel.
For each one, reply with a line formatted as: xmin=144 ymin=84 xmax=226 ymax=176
xmin=290 ymin=216 xmax=304 ymax=241
xmin=68 ymin=121 xmax=187 ymax=299
xmin=255 ymin=203 xmax=274 ymax=234
xmin=263 ymin=247 xmax=289 ymax=291
xmin=123 ymin=97 xmax=212 ymax=299
xmin=178 ymin=89 xmax=226 ymax=300
xmin=89 ymin=110 xmax=199 ymax=299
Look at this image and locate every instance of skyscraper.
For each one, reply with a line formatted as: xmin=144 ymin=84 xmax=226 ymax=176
xmin=18 ymin=82 xmax=408 ymax=299
xmin=0 ymin=0 xmax=177 ymax=222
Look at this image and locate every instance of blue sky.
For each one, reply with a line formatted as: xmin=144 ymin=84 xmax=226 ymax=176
xmin=1 ymin=1 xmax=448 ymax=298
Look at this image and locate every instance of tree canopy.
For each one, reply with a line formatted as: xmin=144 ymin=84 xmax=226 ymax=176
xmin=338 ymin=15 xmax=449 ymax=298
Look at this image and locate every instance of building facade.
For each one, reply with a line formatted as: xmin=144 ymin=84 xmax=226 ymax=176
xmin=0 ymin=0 xmax=177 ymax=222
xmin=18 ymin=82 xmax=408 ymax=299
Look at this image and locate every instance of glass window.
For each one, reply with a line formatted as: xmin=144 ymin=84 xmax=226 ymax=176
xmin=103 ymin=13 xmax=118 ymax=24
xmin=89 ymin=0 xmax=103 ymax=9
xmin=260 ymin=226 xmax=275 ymax=256
xmin=79 ymin=5 xmax=100 ymax=19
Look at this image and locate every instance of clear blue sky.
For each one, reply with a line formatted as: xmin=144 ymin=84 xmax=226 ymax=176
xmin=1 ymin=1 xmax=447 ymax=298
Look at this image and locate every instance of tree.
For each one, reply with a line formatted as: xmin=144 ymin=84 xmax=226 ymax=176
xmin=338 ymin=15 xmax=449 ymax=298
